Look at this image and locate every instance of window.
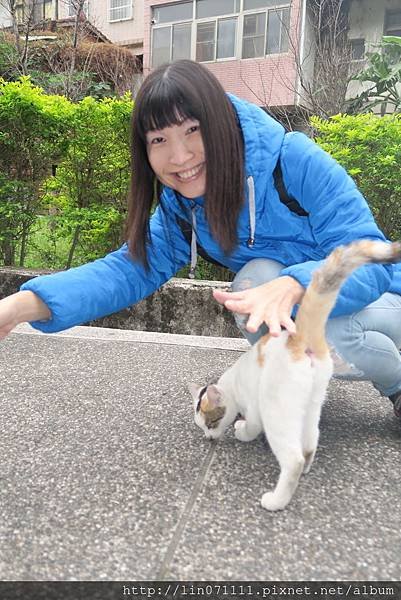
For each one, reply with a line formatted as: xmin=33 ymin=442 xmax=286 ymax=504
xmin=385 ymin=10 xmax=401 ymax=37
xmin=152 ymin=22 xmax=192 ymax=67
xmin=350 ymin=38 xmax=365 ymax=61
xmin=217 ymin=18 xmax=237 ymax=58
xmin=196 ymin=17 xmax=237 ymax=61
xmin=150 ymin=0 xmax=291 ymax=65
xmin=266 ymin=7 xmax=289 ymax=53
xmin=196 ymin=21 xmax=216 ymax=61
xmin=242 ymin=12 xmax=266 ymax=58
xmin=152 ymin=27 xmax=171 ymax=67
xmin=196 ymin=0 xmax=240 ymax=19
xmin=244 ymin=0 xmax=287 ymax=8
xmin=172 ymin=22 xmax=192 ymax=60
xmin=109 ymin=0 xmax=132 ymax=22
xmin=153 ymin=2 xmax=193 ymax=25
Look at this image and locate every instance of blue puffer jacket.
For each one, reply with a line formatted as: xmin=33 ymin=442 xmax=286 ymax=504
xmin=21 ymin=94 xmax=401 ymax=333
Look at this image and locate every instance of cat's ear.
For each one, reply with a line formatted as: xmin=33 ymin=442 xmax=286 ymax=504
xmin=187 ymin=382 xmax=202 ymax=400
xmin=201 ymin=384 xmax=224 ymax=412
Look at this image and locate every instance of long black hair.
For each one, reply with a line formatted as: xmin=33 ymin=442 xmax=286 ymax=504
xmin=126 ymin=60 xmax=245 ymax=267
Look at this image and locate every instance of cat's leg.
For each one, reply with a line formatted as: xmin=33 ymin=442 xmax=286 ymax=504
xmin=234 ymin=416 xmax=263 ymax=442
xmin=302 ymin=357 xmax=333 ymax=474
xmin=259 ymin=373 xmax=311 ymax=511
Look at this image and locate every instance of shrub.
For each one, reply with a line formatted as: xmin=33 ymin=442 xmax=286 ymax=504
xmin=43 ymin=93 xmax=133 ymax=267
xmin=312 ymin=113 xmax=401 ymax=240
xmin=0 ymin=77 xmax=72 ymax=265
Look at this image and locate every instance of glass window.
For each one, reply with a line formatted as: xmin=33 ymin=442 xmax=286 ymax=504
xmin=196 ymin=0 xmax=240 ymax=19
xmin=217 ymin=17 xmax=237 ymax=58
xmin=385 ymin=9 xmax=401 ymax=33
xmin=350 ymin=38 xmax=365 ymax=60
xmin=244 ymin=0 xmax=287 ymax=10
xmin=172 ymin=23 xmax=192 ymax=61
xmin=242 ymin=12 xmax=266 ymax=58
xmin=266 ymin=7 xmax=290 ymax=54
xmin=153 ymin=2 xmax=193 ymax=25
xmin=110 ymin=0 xmax=132 ymax=22
xmin=152 ymin=27 xmax=171 ymax=67
xmin=196 ymin=21 xmax=216 ymax=62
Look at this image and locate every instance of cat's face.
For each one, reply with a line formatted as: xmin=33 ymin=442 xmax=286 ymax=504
xmin=188 ymin=383 xmax=230 ymax=440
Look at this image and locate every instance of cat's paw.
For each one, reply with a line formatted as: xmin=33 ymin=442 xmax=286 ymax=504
xmin=261 ymin=492 xmax=288 ymax=512
xmin=234 ymin=419 xmax=251 ymax=442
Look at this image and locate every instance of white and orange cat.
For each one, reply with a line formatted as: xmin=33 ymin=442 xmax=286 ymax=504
xmin=189 ymin=240 xmax=401 ymax=511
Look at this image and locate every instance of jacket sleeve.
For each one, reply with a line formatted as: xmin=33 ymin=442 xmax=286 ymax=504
xmin=20 ymin=204 xmax=190 ymax=333
xmin=279 ymin=132 xmax=392 ymax=317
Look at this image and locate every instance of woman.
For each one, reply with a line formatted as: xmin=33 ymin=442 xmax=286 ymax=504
xmin=1 ymin=59 xmax=400 ymax=421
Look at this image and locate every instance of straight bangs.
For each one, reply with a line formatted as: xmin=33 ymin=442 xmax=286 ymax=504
xmin=135 ymin=77 xmax=202 ymax=141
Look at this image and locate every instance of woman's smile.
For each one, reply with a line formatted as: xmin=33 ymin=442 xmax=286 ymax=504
xmin=146 ymin=120 xmax=207 ymax=198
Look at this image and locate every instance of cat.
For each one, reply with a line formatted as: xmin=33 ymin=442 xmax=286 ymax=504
xmin=189 ymin=240 xmax=401 ymax=511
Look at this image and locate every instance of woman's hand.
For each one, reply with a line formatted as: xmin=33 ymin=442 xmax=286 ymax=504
xmin=0 ymin=291 xmax=51 ymax=340
xmin=213 ymin=276 xmax=305 ymax=337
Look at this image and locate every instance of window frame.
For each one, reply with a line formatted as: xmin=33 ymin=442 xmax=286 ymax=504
xmin=109 ymin=0 xmax=133 ymax=23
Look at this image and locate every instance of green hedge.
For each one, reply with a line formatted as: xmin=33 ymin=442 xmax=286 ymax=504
xmin=312 ymin=113 xmax=401 ymax=241
xmin=1 ymin=78 xmax=401 ymax=276
xmin=0 ymin=77 xmax=132 ymax=268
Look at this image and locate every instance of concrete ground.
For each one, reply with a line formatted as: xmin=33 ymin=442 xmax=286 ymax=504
xmin=0 ymin=324 xmax=400 ymax=582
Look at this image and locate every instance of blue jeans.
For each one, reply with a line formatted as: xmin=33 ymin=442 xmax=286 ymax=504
xmin=231 ymin=258 xmax=401 ymax=397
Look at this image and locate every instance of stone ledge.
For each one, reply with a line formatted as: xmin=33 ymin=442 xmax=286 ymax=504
xmin=0 ymin=267 xmax=240 ymax=338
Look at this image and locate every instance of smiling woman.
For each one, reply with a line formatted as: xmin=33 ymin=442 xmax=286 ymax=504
xmin=2 ymin=59 xmax=401 ymax=425
xmin=128 ymin=59 xmax=244 ymax=266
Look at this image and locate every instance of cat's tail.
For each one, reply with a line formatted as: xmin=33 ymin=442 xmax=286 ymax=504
xmin=290 ymin=240 xmax=401 ymax=358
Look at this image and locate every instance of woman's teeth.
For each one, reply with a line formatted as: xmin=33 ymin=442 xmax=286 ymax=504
xmin=176 ymin=164 xmax=202 ymax=180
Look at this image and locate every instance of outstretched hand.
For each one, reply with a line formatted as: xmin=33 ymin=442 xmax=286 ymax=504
xmin=0 ymin=291 xmax=51 ymax=341
xmin=0 ymin=295 xmax=19 ymax=340
xmin=213 ymin=276 xmax=305 ymax=337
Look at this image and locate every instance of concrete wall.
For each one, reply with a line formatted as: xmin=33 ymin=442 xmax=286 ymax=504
xmin=0 ymin=268 xmax=240 ymax=338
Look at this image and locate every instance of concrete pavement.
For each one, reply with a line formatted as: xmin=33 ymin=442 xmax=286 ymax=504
xmin=0 ymin=324 xmax=400 ymax=581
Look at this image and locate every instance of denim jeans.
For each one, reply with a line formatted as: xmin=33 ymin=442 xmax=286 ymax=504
xmin=231 ymin=258 xmax=401 ymax=397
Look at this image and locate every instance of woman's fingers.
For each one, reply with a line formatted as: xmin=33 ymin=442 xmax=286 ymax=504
xmin=213 ymin=278 xmax=302 ymax=336
xmin=213 ymin=289 xmax=244 ymax=304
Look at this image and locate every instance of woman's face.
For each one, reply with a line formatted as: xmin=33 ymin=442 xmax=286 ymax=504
xmin=146 ymin=118 xmax=206 ymax=198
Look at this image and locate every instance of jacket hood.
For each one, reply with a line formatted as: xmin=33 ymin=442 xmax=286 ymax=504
xmin=228 ymin=93 xmax=286 ymax=181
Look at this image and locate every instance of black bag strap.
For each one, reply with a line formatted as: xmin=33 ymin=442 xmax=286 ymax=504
xmin=273 ymin=160 xmax=309 ymax=218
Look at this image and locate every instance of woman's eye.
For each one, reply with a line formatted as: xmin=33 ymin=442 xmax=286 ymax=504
xmin=188 ymin=125 xmax=200 ymax=134
xmin=150 ymin=137 xmax=164 ymax=145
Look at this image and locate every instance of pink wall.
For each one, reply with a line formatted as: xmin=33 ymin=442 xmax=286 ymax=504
xmin=143 ymin=0 xmax=302 ymax=107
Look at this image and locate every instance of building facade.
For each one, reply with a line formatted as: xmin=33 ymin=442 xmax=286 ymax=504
xmin=1 ymin=0 xmax=400 ymax=110
xmin=144 ymin=0 xmax=306 ymax=109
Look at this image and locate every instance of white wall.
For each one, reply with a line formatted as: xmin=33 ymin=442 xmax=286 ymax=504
xmin=88 ymin=0 xmax=143 ymax=53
